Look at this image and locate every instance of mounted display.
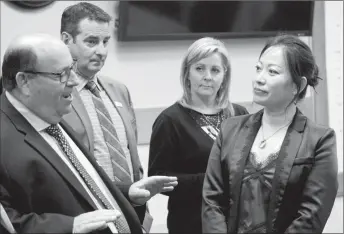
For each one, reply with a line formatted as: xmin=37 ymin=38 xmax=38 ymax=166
xmin=117 ymin=1 xmax=314 ymax=41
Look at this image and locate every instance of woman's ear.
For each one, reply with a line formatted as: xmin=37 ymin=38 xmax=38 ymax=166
xmin=299 ymin=76 xmax=307 ymax=93
xmin=61 ymin=32 xmax=73 ymax=46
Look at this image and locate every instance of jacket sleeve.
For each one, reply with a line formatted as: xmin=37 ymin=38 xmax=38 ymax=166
xmin=0 ymin=184 xmax=74 ymax=233
xmin=285 ymin=128 xmax=338 ymax=233
xmin=202 ymin=128 xmax=229 ymax=233
xmin=148 ymin=113 xmax=205 ymax=198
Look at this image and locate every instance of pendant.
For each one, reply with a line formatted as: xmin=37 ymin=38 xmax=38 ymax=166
xmin=259 ymin=140 xmax=266 ymax=149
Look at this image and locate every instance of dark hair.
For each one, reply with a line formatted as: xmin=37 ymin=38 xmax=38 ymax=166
xmin=60 ymin=2 xmax=112 ymax=39
xmin=1 ymin=46 xmax=37 ymax=91
xmin=260 ymin=33 xmax=321 ymax=103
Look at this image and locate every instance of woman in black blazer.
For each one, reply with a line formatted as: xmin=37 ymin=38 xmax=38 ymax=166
xmin=202 ymin=34 xmax=338 ymax=233
xmin=148 ymin=37 xmax=248 ymax=234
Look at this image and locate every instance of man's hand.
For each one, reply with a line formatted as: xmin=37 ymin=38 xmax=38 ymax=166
xmin=129 ymin=176 xmax=178 ymax=205
xmin=73 ymin=210 xmax=121 ymax=233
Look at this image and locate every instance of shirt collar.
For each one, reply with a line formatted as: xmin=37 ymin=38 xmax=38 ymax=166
xmin=75 ymin=72 xmax=101 ymax=92
xmin=5 ymin=91 xmax=50 ymax=132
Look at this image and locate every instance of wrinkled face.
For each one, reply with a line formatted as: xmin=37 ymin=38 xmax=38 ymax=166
xmin=68 ymin=18 xmax=111 ymax=78
xmin=188 ymin=52 xmax=225 ymax=102
xmin=253 ymin=46 xmax=297 ymax=111
xmin=26 ymin=46 xmax=78 ymax=124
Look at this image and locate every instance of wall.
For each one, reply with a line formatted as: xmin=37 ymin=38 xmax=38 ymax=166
xmin=324 ymin=1 xmax=343 ymax=174
xmin=0 ymin=1 xmax=312 ymax=108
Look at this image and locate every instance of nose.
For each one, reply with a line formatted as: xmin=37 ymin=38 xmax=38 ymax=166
xmin=203 ymin=69 xmax=212 ymax=80
xmin=95 ymin=43 xmax=107 ymax=57
xmin=255 ymin=70 xmax=266 ymax=85
xmin=66 ymin=70 xmax=79 ymax=87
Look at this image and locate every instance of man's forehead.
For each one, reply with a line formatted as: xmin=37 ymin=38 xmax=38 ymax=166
xmin=77 ymin=18 xmax=111 ymax=36
xmin=35 ymin=47 xmax=72 ymax=70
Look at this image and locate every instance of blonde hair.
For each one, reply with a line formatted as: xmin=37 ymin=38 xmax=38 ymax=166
xmin=179 ymin=37 xmax=234 ymax=115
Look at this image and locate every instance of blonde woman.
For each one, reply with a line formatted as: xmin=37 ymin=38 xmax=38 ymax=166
xmin=148 ymin=37 xmax=248 ymax=234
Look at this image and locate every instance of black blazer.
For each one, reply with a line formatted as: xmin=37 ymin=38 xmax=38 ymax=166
xmin=0 ymin=94 xmax=143 ymax=234
xmin=202 ymin=108 xmax=338 ymax=233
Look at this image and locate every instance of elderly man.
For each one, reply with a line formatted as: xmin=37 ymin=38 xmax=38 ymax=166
xmin=0 ymin=34 xmax=177 ymax=234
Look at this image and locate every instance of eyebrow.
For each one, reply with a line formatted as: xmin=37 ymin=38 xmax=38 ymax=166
xmin=257 ymin=61 xmax=282 ymax=69
xmin=194 ymin=63 xmax=221 ymax=67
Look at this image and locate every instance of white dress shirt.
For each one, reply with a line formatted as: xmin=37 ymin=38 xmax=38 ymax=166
xmin=6 ymin=92 xmax=119 ymax=233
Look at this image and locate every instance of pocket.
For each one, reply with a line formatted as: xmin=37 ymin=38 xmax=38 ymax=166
xmin=293 ymin=157 xmax=314 ymax=165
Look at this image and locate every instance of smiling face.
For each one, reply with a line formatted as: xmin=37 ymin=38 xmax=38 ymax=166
xmin=188 ymin=52 xmax=226 ymax=103
xmin=25 ymin=43 xmax=78 ymax=124
xmin=253 ymin=46 xmax=297 ymax=111
xmin=67 ymin=18 xmax=111 ymax=78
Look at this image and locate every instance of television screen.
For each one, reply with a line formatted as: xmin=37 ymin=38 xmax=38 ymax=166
xmin=117 ymin=1 xmax=314 ymax=41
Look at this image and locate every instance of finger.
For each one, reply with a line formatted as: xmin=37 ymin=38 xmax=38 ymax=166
xmin=149 ymin=176 xmax=178 ymax=182
xmin=164 ymin=181 xmax=178 ymax=187
xmin=161 ymin=186 xmax=175 ymax=192
xmin=81 ymin=210 xmax=120 ymax=223
xmin=112 ymin=210 xmax=122 ymax=220
xmin=78 ymin=221 xmax=107 ymax=233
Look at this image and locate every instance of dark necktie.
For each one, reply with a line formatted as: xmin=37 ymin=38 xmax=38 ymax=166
xmin=85 ymin=81 xmax=132 ymax=183
xmin=45 ymin=125 xmax=131 ymax=233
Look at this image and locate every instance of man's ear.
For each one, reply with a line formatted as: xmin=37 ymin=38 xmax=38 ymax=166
xmin=61 ymin=32 xmax=73 ymax=45
xmin=15 ymin=72 xmax=31 ymax=95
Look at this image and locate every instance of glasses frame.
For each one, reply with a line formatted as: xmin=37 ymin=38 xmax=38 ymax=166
xmin=23 ymin=60 xmax=76 ymax=83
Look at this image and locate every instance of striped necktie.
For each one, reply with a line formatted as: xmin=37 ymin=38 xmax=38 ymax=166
xmin=45 ymin=125 xmax=131 ymax=233
xmin=85 ymin=81 xmax=132 ymax=183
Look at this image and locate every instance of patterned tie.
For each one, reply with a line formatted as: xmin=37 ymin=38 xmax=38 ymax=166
xmin=45 ymin=125 xmax=130 ymax=233
xmin=85 ymin=81 xmax=132 ymax=183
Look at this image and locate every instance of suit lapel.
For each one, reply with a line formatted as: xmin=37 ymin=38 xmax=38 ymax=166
xmin=61 ymin=120 xmax=143 ymax=234
xmin=100 ymin=79 xmax=141 ymax=181
xmin=266 ymin=109 xmax=307 ymax=232
xmin=228 ymin=110 xmax=263 ymax=232
xmin=1 ymin=95 xmax=97 ymax=210
xmin=71 ymin=88 xmax=94 ymax=152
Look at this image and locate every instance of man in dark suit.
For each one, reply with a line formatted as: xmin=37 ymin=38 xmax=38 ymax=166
xmin=0 ymin=33 xmax=177 ymax=233
xmin=60 ymin=3 xmax=154 ymax=231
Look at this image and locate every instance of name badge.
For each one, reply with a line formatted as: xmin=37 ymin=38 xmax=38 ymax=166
xmin=115 ymin=101 xmax=123 ymax=107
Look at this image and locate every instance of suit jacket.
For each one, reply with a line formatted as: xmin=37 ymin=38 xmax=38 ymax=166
xmin=0 ymin=94 xmax=143 ymax=234
xmin=202 ymin=108 xmax=338 ymax=233
xmin=62 ymin=78 xmax=151 ymax=229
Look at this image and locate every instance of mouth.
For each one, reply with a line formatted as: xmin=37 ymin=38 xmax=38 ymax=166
xmin=254 ymin=88 xmax=268 ymax=94
xmin=91 ymin=60 xmax=103 ymax=63
xmin=62 ymin=93 xmax=73 ymax=100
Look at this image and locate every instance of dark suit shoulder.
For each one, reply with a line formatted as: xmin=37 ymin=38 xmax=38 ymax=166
xmin=232 ymin=103 xmax=249 ymax=116
xmin=221 ymin=112 xmax=252 ymax=129
xmin=304 ymin=116 xmax=335 ymax=139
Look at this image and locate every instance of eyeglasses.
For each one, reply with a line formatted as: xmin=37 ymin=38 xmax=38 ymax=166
xmin=23 ymin=60 xmax=77 ymax=83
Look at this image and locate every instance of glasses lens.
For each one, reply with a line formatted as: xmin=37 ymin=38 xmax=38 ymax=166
xmin=60 ymin=70 xmax=69 ymax=83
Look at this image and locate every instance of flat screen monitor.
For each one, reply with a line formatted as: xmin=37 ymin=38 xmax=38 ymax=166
xmin=117 ymin=1 xmax=314 ymax=41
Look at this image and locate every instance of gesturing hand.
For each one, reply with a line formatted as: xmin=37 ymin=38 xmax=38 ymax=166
xmin=73 ymin=209 xmax=121 ymax=233
xmin=129 ymin=176 xmax=178 ymax=205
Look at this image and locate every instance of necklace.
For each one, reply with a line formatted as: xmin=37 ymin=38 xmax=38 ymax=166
xmin=202 ymin=113 xmax=221 ymax=132
xmin=259 ymin=121 xmax=291 ymax=149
